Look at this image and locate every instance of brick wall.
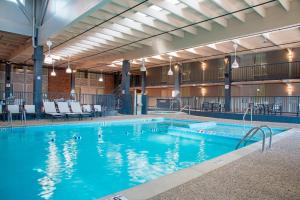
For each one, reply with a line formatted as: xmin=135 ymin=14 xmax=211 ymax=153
xmin=48 ymin=68 xmax=71 ymax=95
xmin=104 ymin=74 xmax=115 ymax=94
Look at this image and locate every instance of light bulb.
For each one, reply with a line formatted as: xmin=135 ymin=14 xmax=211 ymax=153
xmin=66 ymin=66 xmax=72 ymax=73
xmin=50 ymin=70 xmax=56 ymax=77
xmin=231 ymin=59 xmax=239 ymax=68
xmin=46 ymin=40 xmax=52 ymax=47
xmin=98 ymin=74 xmax=104 ymax=82
xmin=168 ymin=68 xmax=173 ymax=76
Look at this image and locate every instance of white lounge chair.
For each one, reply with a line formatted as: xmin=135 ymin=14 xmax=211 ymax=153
xmin=43 ymin=101 xmax=65 ymax=119
xmin=24 ymin=105 xmax=36 ymax=119
xmin=56 ymin=102 xmax=80 ymax=119
xmin=94 ymin=105 xmax=102 ymax=116
xmin=7 ymin=105 xmax=21 ymax=122
xmin=70 ymin=102 xmax=92 ymax=119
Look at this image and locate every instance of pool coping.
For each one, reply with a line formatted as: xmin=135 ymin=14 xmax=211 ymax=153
xmin=100 ymin=127 xmax=298 ymax=200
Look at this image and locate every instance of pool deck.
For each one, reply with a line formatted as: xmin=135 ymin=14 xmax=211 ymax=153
xmin=0 ymin=114 xmax=299 ymax=200
xmin=148 ymin=126 xmax=300 ymax=200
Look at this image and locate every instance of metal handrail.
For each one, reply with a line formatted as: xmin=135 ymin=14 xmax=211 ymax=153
xmin=243 ymin=107 xmax=253 ymax=131
xmin=180 ymin=105 xmax=191 ymax=115
xmin=236 ymin=125 xmax=273 ymax=152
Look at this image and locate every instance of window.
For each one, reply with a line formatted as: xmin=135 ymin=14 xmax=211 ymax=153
xmin=182 ymin=65 xmax=191 ymax=81
xmin=161 ymin=66 xmax=168 ymax=83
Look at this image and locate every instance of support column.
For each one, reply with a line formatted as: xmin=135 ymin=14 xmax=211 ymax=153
xmin=70 ymin=72 xmax=76 ymax=100
xmin=120 ymin=60 xmax=132 ymax=114
xmin=224 ymin=56 xmax=232 ymax=112
xmin=4 ymin=62 xmax=12 ymax=99
xmin=173 ymin=64 xmax=181 ymax=111
xmin=141 ymin=71 xmax=148 ymax=114
xmin=33 ymin=45 xmax=44 ymax=118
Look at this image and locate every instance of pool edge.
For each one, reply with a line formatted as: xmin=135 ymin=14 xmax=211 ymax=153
xmin=100 ymin=128 xmax=299 ymax=200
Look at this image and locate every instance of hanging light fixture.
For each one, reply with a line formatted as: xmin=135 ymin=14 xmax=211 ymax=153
xmin=50 ymin=59 xmax=56 ymax=77
xmin=140 ymin=58 xmax=146 ymax=71
xmin=231 ymin=43 xmax=239 ymax=69
xmin=98 ymin=73 xmax=104 ymax=82
xmin=44 ymin=40 xmax=53 ymax=64
xmin=66 ymin=56 xmax=72 ymax=74
xmin=168 ymin=56 xmax=173 ymax=76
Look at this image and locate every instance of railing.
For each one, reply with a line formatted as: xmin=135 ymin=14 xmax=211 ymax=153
xmin=236 ymin=125 xmax=273 ymax=152
xmin=232 ymin=61 xmax=300 ymax=82
xmin=0 ymin=91 xmax=117 ymax=110
xmin=148 ymin=96 xmax=300 ymax=114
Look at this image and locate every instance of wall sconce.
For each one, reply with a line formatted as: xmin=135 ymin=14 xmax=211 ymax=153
xmin=287 ymin=48 xmax=294 ymax=62
xmin=201 ymin=61 xmax=207 ymax=71
xmin=287 ymin=84 xmax=294 ymax=96
xmin=200 ymin=87 xmax=207 ymax=96
xmin=224 ymin=57 xmax=228 ymax=65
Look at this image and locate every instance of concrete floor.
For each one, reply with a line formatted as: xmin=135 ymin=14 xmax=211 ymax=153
xmin=148 ymin=129 xmax=300 ymax=200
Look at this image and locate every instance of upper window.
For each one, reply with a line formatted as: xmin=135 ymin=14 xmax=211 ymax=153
xmin=182 ymin=65 xmax=191 ymax=81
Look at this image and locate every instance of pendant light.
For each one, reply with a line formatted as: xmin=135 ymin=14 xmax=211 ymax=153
xmin=50 ymin=59 xmax=56 ymax=77
xmin=66 ymin=56 xmax=72 ymax=73
xmin=44 ymin=40 xmax=53 ymax=64
xmin=231 ymin=43 xmax=239 ymax=69
xmin=168 ymin=56 xmax=173 ymax=76
xmin=140 ymin=58 xmax=146 ymax=72
xmin=98 ymin=73 xmax=104 ymax=82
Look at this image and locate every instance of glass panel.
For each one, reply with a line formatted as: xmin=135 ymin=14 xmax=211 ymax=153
xmin=161 ymin=66 xmax=167 ymax=82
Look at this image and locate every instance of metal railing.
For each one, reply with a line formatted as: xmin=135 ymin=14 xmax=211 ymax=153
xmin=0 ymin=91 xmax=117 ymax=110
xmin=232 ymin=61 xmax=300 ymax=82
xmin=236 ymin=125 xmax=273 ymax=152
xmin=148 ymin=96 xmax=300 ymax=114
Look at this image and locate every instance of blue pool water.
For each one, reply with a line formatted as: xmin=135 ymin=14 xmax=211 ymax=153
xmin=0 ymin=118 xmax=286 ymax=200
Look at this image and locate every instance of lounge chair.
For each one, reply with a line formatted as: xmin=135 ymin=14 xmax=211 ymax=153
xmin=43 ymin=101 xmax=65 ymax=119
xmin=7 ymin=105 xmax=21 ymax=122
xmin=202 ymin=102 xmax=210 ymax=111
xmin=70 ymin=102 xmax=92 ymax=120
xmin=211 ymin=103 xmax=221 ymax=112
xmin=24 ymin=105 xmax=36 ymax=119
xmin=83 ymin=104 xmax=95 ymax=117
xmin=93 ymin=105 xmax=102 ymax=117
xmin=270 ymin=104 xmax=282 ymax=115
xmin=56 ymin=102 xmax=80 ymax=119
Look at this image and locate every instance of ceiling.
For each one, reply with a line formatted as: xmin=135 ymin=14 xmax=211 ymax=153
xmin=0 ymin=30 xmax=31 ymax=62
xmin=4 ymin=0 xmax=300 ymax=72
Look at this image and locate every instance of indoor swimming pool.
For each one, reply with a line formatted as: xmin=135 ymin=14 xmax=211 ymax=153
xmin=0 ymin=118 xmax=287 ymax=200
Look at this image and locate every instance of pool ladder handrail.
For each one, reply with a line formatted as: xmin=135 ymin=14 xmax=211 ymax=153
xmin=180 ymin=105 xmax=191 ymax=115
xmin=236 ymin=125 xmax=272 ymax=152
xmin=243 ymin=106 xmax=253 ymax=131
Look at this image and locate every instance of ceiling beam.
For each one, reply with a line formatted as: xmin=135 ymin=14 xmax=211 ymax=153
xmin=243 ymin=0 xmax=266 ymax=17
xmin=149 ymin=0 xmax=212 ymax=31
xmin=278 ymin=0 xmax=290 ymax=11
xmin=212 ymin=0 xmax=246 ymax=22
xmin=39 ymin=0 xmax=113 ymax=44
xmin=179 ymin=0 xmax=227 ymax=27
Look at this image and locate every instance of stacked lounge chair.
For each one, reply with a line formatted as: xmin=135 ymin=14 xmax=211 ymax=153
xmin=56 ymin=102 xmax=80 ymax=119
xmin=43 ymin=101 xmax=65 ymax=119
xmin=69 ymin=102 xmax=92 ymax=120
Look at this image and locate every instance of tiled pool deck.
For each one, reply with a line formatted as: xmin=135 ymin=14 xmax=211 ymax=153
xmin=0 ymin=114 xmax=299 ymax=200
